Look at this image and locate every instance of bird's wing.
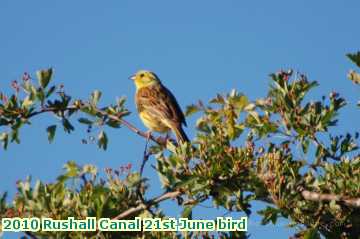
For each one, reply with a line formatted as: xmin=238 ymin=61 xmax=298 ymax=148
xmin=136 ymin=85 xmax=187 ymax=127
xmin=162 ymin=85 xmax=187 ymax=127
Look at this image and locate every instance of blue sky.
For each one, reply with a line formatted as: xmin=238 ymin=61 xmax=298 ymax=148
xmin=1 ymin=1 xmax=359 ymax=238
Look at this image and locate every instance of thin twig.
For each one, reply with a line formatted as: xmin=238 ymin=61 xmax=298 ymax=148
xmin=112 ymin=190 xmax=182 ymax=220
xmin=140 ymin=132 xmax=151 ymax=178
xmin=135 ymin=135 xmax=156 ymax=217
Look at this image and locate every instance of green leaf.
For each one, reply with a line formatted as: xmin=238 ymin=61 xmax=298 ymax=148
xmin=106 ymin=120 xmax=121 ymax=128
xmin=185 ymin=104 xmax=200 ymax=117
xmin=233 ymin=95 xmax=249 ymax=110
xmin=329 ymin=199 xmax=341 ymax=212
xmin=63 ymin=161 xmax=80 ymax=177
xmin=82 ymin=164 xmax=97 ymax=175
xmin=210 ymin=94 xmax=225 ymax=105
xmin=91 ymin=90 xmax=102 ymax=105
xmin=46 ymin=125 xmax=57 ymax=143
xmin=181 ymin=205 xmax=193 ymax=219
xmin=78 ymin=118 xmax=93 ymax=125
xmin=46 ymin=85 xmax=56 ymax=98
xmin=258 ymin=206 xmax=281 ymax=225
xmin=21 ymin=96 xmax=33 ymax=108
xmin=36 ymin=88 xmax=45 ymax=102
xmin=10 ymin=129 xmax=20 ymax=144
xmin=22 ymin=80 xmax=32 ymax=93
xmin=116 ymin=96 xmax=126 ymax=108
xmin=0 ymin=132 xmax=9 ymax=150
xmin=98 ymin=130 xmax=108 ymax=150
xmin=301 ymin=139 xmax=310 ymax=154
xmin=303 ymin=229 xmax=320 ymax=239
xmin=347 ymin=52 xmax=360 ymax=68
xmin=36 ymin=68 xmax=53 ymax=88
xmin=62 ymin=118 xmax=74 ymax=133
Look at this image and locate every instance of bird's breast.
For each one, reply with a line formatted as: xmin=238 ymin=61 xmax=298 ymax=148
xmin=139 ymin=111 xmax=170 ymax=133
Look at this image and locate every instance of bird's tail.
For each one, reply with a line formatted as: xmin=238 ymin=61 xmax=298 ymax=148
xmin=173 ymin=125 xmax=189 ymax=143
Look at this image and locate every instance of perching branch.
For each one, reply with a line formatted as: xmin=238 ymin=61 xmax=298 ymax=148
xmin=93 ymin=107 xmax=167 ymax=146
xmin=23 ymin=104 xmax=167 ymax=146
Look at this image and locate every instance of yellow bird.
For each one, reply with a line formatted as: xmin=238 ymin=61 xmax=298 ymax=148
xmin=130 ymin=70 xmax=189 ymax=143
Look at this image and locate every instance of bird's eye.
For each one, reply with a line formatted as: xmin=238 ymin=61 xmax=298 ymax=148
xmin=140 ymin=73 xmax=144 ymax=78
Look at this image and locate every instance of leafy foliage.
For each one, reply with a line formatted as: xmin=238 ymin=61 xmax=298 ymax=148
xmin=1 ymin=54 xmax=360 ymax=238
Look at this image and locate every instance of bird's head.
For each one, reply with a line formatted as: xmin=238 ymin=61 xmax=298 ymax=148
xmin=129 ymin=70 xmax=161 ymax=89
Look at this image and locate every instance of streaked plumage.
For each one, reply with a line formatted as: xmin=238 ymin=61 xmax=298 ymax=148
xmin=130 ymin=70 xmax=189 ymax=143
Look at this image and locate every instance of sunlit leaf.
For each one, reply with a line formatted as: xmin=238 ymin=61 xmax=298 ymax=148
xmin=36 ymin=68 xmax=53 ymax=88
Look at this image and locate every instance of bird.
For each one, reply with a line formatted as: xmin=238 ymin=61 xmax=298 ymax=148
xmin=129 ymin=70 xmax=189 ymax=143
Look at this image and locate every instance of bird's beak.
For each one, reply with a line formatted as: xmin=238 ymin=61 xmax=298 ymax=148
xmin=129 ymin=75 xmax=136 ymax=80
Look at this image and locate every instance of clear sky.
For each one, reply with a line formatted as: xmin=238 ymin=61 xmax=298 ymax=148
xmin=1 ymin=1 xmax=359 ymax=238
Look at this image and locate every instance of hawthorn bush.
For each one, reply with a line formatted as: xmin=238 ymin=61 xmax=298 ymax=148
xmin=1 ymin=53 xmax=360 ymax=239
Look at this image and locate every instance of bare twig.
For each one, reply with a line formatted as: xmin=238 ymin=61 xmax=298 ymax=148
xmin=300 ymin=188 xmax=360 ymax=208
xmin=112 ymin=190 xmax=182 ymax=220
xmin=136 ymin=139 xmax=155 ymax=217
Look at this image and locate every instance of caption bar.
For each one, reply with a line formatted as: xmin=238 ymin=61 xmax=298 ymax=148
xmin=2 ymin=217 xmax=247 ymax=232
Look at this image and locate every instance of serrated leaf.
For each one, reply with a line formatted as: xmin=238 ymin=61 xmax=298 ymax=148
xmin=36 ymin=68 xmax=53 ymax=88
xmin=46 ymin=125 xmax=57 ymax=143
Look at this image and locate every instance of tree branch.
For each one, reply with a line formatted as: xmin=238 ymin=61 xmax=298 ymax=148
xmin=300 ymin=188 xmax=360 ymax=208
xmin=112 ymin=190 xmax=182 ymax=220
xmin=93 ymin=108 xmax=166 ymax=146
xmin=24 ymin=104 xmax=167 ymax=146
xmin=261 ymin=174 xmax=360 ymax=208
